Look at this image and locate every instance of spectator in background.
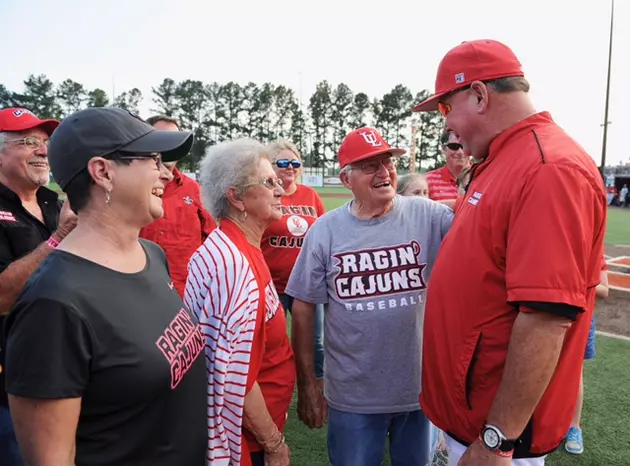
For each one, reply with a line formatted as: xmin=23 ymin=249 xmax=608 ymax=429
xmin=425 ymin=130 xmax=470 ymax=207
xmin=139 ymin=115 xmax=216 ymax=297
xmin=262 ymin=140 xmax=326 ymax=384
xmin=397 ymin=173 xmax=429 ymax=197
xmin=565 ymin=260 xmax=609 ymax=455
xmin=0 ymin=107 xmax=78 ymax=466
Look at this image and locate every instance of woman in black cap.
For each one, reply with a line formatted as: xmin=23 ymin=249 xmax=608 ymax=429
xmin=3 ymin=108 xmax=207 ymax=466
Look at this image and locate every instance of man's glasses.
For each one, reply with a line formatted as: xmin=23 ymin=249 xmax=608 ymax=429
xmin=117 ymin=153 xmax=163 ymax=168
xmin=444 ymin=143 xmax=463 ymax=151
xmin=353 ymin=156 xmax=398 ymax=175
xmin=7 ymin=136 xmax=49 ymax=150
xmin=275 ymin=159 xmax=302 ymax=169
xmin=243 ymin=177 xmax=283 ymax=190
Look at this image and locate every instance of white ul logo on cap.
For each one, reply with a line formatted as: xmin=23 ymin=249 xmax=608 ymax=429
xmin=360 ymin=131 xmax=383 ymax=148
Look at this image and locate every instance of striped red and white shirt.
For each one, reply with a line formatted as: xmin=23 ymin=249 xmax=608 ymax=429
xmin=426 ymin=166 xmax=459 ymax=201
xmin=184 ymin=219 xmax=294 ymax=466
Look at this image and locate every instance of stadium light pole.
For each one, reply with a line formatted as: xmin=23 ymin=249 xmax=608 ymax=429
xmin=600 ymin=0 xmax=615 ymax=176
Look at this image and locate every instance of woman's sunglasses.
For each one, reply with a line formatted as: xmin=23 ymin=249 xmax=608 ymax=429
xmin=275 ymin=159 xmax=302 ymax=169
xmin=444 ymin=143 xmax=463 ymax=152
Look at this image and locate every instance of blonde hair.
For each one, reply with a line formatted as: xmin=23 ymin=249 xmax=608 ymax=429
xmin=267 ymin=139 xmax=302 ymax=162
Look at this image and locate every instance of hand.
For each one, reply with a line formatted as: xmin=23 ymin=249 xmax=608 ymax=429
xmin=458 ymin=440 xmax=512 ymax=466
xmin=264 ymin=442 xmax=290 ymax=466
xmin=297 ymin=380 xmax=327 ymax=429
xmin=53 ymin=199 xmax=78 ymax=241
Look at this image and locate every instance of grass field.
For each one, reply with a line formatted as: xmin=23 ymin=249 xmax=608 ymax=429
xmin=282 ymin=331 xmax=630 ymax=466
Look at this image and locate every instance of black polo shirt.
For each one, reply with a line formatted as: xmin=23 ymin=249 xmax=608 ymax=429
xmin=0 ymin=181 xmax=61 ymax=406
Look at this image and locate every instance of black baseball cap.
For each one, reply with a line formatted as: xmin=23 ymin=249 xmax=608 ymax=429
xmin=48 ymin=107 xmax=194 ymax=190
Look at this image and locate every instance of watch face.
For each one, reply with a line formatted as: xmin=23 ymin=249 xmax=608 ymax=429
xmin=483 ymin=428 xmax=500 ymax=449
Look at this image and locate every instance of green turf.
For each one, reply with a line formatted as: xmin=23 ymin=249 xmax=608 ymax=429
xmin=605 ymin=208 xmax=630 ymax=246
xmin=283 ymin=334 xmax=630 ymax=465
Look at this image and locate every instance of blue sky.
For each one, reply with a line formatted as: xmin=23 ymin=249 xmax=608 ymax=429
xmin=1 ymin=0 xmax=628 ymax=165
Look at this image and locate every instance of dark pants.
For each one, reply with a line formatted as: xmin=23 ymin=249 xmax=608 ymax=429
xmin=278 ymin=293 xmax=325 ymax=379
xmin=0 ymin=405 xmax=22 ymax=466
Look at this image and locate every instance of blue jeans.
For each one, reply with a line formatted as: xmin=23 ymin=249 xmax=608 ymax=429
xmin=327 ymin=407 xmax=431 ymax=466
xmin=0 ymin=405 xmax=23 ymax=466
xmin=278 ymin=294 xmax=324 ymax=380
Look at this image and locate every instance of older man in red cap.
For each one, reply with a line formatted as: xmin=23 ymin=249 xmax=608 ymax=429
xmin=285 ymin=127 xmax=453 ymax=466
xmin=0 ymin=108 xmax=77 ymax=465
xmin=415 ymin=40 xmax=606 ymax=465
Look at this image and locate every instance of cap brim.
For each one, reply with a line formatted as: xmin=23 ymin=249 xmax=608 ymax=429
xmin=122 ymin=129 xmax=194 ymax=162
xmin=412 ymin=93 xmax=443 ymax=113
xmin=38 ymin=120 xmax=60 ymax=136
xmin=348 ymin=147 xmax=407 ymax=167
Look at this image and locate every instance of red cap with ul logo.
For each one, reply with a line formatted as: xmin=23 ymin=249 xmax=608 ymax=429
xmin=338 ymin=127 xmax=406 ymax=169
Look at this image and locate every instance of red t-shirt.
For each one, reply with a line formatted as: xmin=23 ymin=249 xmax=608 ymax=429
xmin=426 ymin=166 xmax=459 ymax=201
xmin=216 ymin=220 xmax=295 ymax=457
xmin=421 ymin=112 xmax=607 ymax=457
xmin=261 ymin=185 xmax=325 ymax=293
xmin=140 ymin=169 xmax=216 ymax=297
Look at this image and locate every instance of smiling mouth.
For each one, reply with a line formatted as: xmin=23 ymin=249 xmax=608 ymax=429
xmin=373 ymin=182 xmax=391 ymax=189
xmin=151 ymin=188 xmax=164 ymax=198
xmin=28 ymin=161 xmax=48 ymax=169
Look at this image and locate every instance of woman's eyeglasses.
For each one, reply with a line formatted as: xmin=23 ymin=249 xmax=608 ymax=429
xmin=117 ymin=153 xmax=163 ymax=168
xmin=243 ymin=177 xmax=283 ymax=190
xmin=275 ymin=159 xmax=302 ymax=169
xmin=7 ymin=136 xmax=49 ymax=150
xmin=444 ymin=143 xmax=463 ymax=151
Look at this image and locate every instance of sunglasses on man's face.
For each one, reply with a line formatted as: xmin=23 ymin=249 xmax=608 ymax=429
xmin=275 ymin=159 xmax=301 ymax=169
xmin=444 ymin=143 xmax=463 ymax=152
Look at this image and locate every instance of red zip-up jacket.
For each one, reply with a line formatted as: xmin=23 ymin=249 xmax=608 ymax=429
xmin=140 ymin=169 xmax=216 ymax=297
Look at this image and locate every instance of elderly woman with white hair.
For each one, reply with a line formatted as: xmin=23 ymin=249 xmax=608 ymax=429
xmin=184 ymin=139 xmax=295 ymax=466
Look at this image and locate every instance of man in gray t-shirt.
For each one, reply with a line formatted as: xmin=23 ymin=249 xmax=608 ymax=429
xmin=286 ymin=127 xmax=453 ymax=466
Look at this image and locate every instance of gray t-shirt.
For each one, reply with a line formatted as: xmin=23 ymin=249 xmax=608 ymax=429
xmin=285 ymin=194 xmax=453 ymax=414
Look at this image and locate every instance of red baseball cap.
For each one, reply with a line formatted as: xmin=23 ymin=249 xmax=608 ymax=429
xmin=0 ymin=107 xmax=60 ymax=135
xmin=338 ymin=127 xmax=406 ymax=169
xmin=413 ymin=39 xmax=525 ymax=112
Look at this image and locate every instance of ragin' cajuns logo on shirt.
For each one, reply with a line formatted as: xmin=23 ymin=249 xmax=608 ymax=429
xmin=268 ymin=205 xmax=318 ymax=249
xmin=155 ymin=309 xmax=204 ymax=389
xmin=263 ymin=281 xmax=283 ymax=321
xmin=333 ymin=241 xmax=427 ymax=311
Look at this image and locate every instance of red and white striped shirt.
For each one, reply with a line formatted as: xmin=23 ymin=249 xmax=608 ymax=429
xmin=184 ymin=219 xmax=294 ymax=466
xmin=426 ymin=166 xmax=458 ymax=201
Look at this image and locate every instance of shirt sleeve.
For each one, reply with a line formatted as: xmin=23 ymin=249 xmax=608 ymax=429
xmin=285 ymin=223 xmax=329 ymax=304
xmin=506 ymin=164 xmax=605 ymax=320
xmin=4 ymin=298 xmax=93 ymax=399
xmin=193 ymin=185 xmax=216 ymax=240
xmin=434 ymin=201 xmax=454 ymax=239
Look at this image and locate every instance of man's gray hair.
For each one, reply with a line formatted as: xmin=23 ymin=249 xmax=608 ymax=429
xmin=199 ymin=138 xmax=274 ymax=220
xmin=0 ymin=132 xmax=8 ymax=153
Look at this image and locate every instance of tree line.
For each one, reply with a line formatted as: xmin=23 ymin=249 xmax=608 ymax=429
xmin=0 ymin=74 xmax=446 ymax=173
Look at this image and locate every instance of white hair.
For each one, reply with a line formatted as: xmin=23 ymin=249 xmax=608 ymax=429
xmin=199 ymin=138 xmax=273 ymax=220
xmin=0 ymin=132 xmax=8 ymax=153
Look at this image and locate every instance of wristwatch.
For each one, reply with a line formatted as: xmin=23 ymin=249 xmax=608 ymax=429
xmin=481 ymin=424 xmax=517 ymax=452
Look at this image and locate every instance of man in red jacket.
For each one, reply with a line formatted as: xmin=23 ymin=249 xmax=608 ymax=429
xmin=140 ymin=115 xmax=216 ymax=297
xmin=413 ymin=40 xmax=606 ymax=465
